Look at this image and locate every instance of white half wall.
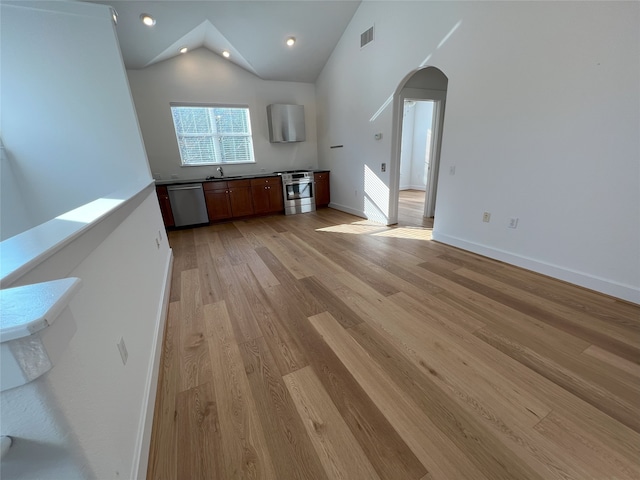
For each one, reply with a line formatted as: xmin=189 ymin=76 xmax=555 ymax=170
xmin=1 ymin=190 xmax=171 ymax=479
xmin=0 ymin=1 xmax=152 ymax=239
xmin=315 ymin=1 xmax=640 ymax=302
xmin=127 ymin=48 xmax=319 ymax=181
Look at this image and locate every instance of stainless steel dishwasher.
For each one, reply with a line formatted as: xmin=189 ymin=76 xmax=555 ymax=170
xmin=167 ymin=184 xmax=209 ymax=227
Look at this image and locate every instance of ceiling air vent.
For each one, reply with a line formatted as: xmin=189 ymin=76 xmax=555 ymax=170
xmin=360 ymin=26 xmax=374 ymax=48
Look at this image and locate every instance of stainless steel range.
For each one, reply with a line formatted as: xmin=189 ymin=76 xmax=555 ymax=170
xmin=277 ymin=170 xmax=316 ymax=215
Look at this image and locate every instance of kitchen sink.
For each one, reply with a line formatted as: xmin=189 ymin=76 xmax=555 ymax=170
xmin=205 ymin=175 xmax=243 ymax=180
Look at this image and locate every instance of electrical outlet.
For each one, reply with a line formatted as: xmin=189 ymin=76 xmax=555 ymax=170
xmin=508 ymin=217 xmax=519 ymax=229
xmin=156 ymin=238 xmax=160 ymax=249
xmin=381 ymin=163 xmax=386 ymax=172
xmin=117 ymin=337 xmax=128 ymax=365
xmin=482 ymin=212 xmax=491 ymax=223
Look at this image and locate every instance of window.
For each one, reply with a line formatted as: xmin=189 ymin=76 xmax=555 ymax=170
xmin=170 ymin=104 xmax=255 ymax=165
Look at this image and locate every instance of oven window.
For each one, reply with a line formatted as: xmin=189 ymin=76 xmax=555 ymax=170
xmin=286 ymin=182 xmax=314 ymax=200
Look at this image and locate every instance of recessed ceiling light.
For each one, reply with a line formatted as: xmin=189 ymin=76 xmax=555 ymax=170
xmin=140 ymin=14 xmax=156 ymax=26
xmin=179 ymin=47 xmax=188 ymax=54
xmin=286 ymin=37 xmax=296 ymax=47
xmin=222 ymin=50 xmax=230 ymax=58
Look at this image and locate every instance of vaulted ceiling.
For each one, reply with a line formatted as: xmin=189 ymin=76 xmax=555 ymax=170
xmin=86 ymin=0 xmax=361 ymax=83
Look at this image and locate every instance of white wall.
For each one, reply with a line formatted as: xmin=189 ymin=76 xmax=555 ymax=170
xmin=127 ymin=48 xmax=318 ymax=181
xmin=0 ymin=1 xmax=152 ymax=239
xmin=316 ymin=1 xmax=640 ymax=302
xmin=411 ymin=101 xmax=433 ymax=189
xmin=1 ymin=191 xmax=171 ymax=480
xmin=400 ymin=101 xmax=433 ymax=191
xmin=1 ymin=1 xmax=171 ymax=478
xmin=0 ymin=144 xmax=34 ymax=240
xmin=399 ymin=103 xmax=415 ymax=189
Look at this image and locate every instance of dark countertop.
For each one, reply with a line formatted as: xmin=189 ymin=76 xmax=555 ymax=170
xmin=155 ymin=169 xmax=329 ymax=186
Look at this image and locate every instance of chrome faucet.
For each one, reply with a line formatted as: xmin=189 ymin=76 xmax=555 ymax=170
xmin=217 ymin=166 xmax=224 ymax=178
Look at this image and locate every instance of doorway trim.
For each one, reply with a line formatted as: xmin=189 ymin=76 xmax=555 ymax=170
xmin=388 ymin=68 xmax=448 ymax=225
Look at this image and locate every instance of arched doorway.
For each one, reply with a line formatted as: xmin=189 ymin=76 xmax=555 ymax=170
xmin=388 ymin=67 xmax=448 ymax=225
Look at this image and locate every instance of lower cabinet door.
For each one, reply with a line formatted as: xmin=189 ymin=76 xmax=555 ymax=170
xmin=205 ymin=190 xmax=232 ymax=221
xmin=229 ymin=186 xmax=254 ymax=217
xmin=268 ymin=182 xmax=284 ymax=213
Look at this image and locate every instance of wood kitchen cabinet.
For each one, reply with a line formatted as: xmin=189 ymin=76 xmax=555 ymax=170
xmin=204 ymin=179 xmax=254 ymax=221
xmin=155 ymin=186 xmax=175 ymax=227
xmin=251 ymin=176 xmax=284 ymax=214
xmin=204 ymin=182 xmax=231 ymax=221
xmin=228 ymin=179 xmax=255 ymax=216
xmin=314 ymin=172 xmax=330 ymax=207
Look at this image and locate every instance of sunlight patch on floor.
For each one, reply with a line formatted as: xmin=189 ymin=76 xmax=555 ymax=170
xmin=316 ymin=220 xmax=432 ymax=240
xmin=316 ymin=224 xmax=388 ymax=235
xmin=373 ymin=226 xmax=432 ymax=241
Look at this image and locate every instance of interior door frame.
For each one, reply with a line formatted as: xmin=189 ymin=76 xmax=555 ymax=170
xmin=389 ymin=86 xmax=447 ymax=224
xmin=424 ymin=96 xmax=445 ymax=218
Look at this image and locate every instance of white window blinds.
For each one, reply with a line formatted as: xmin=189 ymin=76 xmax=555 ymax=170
xmin=170 ymin=105 xmax=255 ymax=165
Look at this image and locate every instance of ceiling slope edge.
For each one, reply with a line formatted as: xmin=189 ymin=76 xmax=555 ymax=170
xmin=144 ymin=19 xmax=259 ymax=77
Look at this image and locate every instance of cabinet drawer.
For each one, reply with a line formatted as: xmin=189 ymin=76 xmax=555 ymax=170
xmin=227 ymin=179 xmax=251 ymax=188
xmin=203 ymin=181 xmax=228 ymax=191
xmin=250 ymin=176 xmax=280 ymax=187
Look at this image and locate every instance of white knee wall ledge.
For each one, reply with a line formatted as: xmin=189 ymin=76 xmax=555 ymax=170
xmin=0 ymin=278 xmax=82 ymax=392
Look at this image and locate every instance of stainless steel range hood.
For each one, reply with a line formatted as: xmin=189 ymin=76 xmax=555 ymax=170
xmin=267 ymin=104 xmax=305 ymax=143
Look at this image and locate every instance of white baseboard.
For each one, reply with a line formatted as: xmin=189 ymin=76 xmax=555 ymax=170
xmin=399 ymin=185 xmax=426 ymax=191
xmin=432 ymin=231 xmax=640 ymax=305
xmin=133 ymin=248 xmax=173 ymax=479
xmin=328 ymin=202 xmax=366 ymax=219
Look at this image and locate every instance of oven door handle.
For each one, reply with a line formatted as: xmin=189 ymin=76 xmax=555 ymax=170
xmin=286 ymin=179 xmax=313 ymax=185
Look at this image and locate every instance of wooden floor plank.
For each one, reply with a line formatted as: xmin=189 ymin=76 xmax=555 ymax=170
xmin=257 ymin=284 xmax=427 ymax=480
xmin=419 ymin=260 xmax=640 ymax=363
xmin=456 ymin=266 xmax=640 ymax=348
xmin=283 ymin=366 xmax=382 ymax=480
xmin=151 ymin=206 xmax=640 ymax=480
xmin=239 ymin=336 xmax=330 ymax=480
xmin=474 ymin=326 xmax=640 ymax=433
xmin=176 ymin=382 xmax=223 ymax=479
xmin=582 ymin=344 xmax=640 ymax=378
xmin=309 ymin=311 xmax=498 ymax=480
xmin=533 ymin=411 xmax=640 ymax=480
xmin=178 ymin=269 xmax=212 ymax=391
xmin=232 ymin=263 xmax=310 ymax=376
xmin=347 ymin=320 xmax=593 ymax=480
xmin=206 ymin=301 xmax=278 ymax=480
xmin=213 ymin=256 xmax=263 ymax=343
xmin=323 ymin=274 xmax=553 ymax=426
xmin=146 ymin=302 xmax=180 ymax=480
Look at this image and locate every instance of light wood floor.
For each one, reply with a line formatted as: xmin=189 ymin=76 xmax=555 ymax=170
xmin=398 ymin=189 xmax=433 ymax=228
xmin=148 ymin=207 xmax=640 ymax=480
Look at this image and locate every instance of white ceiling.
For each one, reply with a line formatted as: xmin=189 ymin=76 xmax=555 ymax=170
xmin=85 ymin=0 xmax=361 ymax=83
